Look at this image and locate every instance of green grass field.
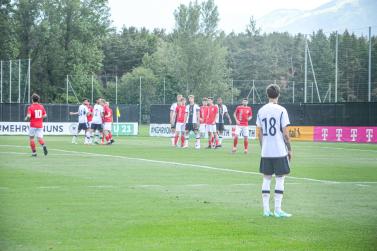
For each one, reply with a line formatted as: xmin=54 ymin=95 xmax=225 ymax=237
xmin=0 ymin=133 xmax=377 ymax=251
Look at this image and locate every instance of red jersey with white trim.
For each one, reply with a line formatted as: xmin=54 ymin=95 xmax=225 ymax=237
xmin=200 ymin=106 xmax=209 ymax=124
xmin=206 ymin=105 xmax=218 ymax=125
xmin=235 ymin=105 xmax=252 ymax=126
xmin=175 ymin=105 xmax=186 ymax=123
xmin=103 ymin=105 xmax=113 ymax=123
xmin=27 ymin=103 xmax=46 ymax=128
xmin=86 ymin=105 xmax=93 ymax=122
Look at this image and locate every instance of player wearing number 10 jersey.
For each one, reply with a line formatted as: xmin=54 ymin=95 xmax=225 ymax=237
xmin=256 ymin=84 xmax=292 ymax=218
xmin=25 ymin=94 xmax=48 ymax=157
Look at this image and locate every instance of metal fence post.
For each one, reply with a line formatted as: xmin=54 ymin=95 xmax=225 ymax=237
xmin=9 ymin=60 xmax=11 ymax=103
xmin=368 ymin=26 xmax=372 ymax=102
xmin=18 ymin=59 xmax=21 ymax=103
xmin=304 ymin=37 xmax=308 ymax=103
xmin=28 ymin=58 xmax=31 ymax=103
xmin=0 ymin=60 xmax=2 ymax=103
xmin=335 ymin=32 xmax=338 ymax=103
xmin=163 ymin=77 xmax=166 ymax=104
xmin=91 ymin=75 xmax=94 ymax=103
xmin=139 ymin=76 xmax=142 ymax=124
xmin=115 ymin=75 xmax=118 ymax=105
xmin=66 ymin=75 xmax=69 ymax=104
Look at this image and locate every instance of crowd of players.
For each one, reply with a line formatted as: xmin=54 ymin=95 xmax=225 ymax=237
xmin=169 ymin=94 xmax=252 ymax=154
xmin=69 ymin=97 xmax=115 ymax=145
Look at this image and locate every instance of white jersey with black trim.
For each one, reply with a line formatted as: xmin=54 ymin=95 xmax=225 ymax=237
xmin=185 ymin=104 xmax=200 ymax=123
xmin=170 ymin=102 xmax=177 ymax=112
xmin=92 ymin=104 xmax=104 ymax=125
xmin=256 ymin=103 xmax=290 ymax=158
xmin=78 ymin=104 xmax=89 ymax=123
xmin=216 ymin=104 xmax=228 ymax=123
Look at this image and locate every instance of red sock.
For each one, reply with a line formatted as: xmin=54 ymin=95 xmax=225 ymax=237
xmin=174 ymin=135 xmax=179 ymax=146
xmin=30 ymin=139 xmax=36 ymax=152
xmin=38 ymin=138 xmax=45 ymax=146
xmin=181 ymin=135 xmax=185 ymax=147
xmin=233 ymin=137 xmax=238 ymax=148
xmin=109 ymin=132 xmax=113 ymax=140
xmin=244 ymin=138 xmax=248 ymax=150
xmin=215 ymin=137 xmax=219 ymax=146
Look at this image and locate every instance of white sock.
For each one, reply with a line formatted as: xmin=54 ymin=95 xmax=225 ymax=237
xmin=262 ymin=176 xmax=271 ymax=212
xmin=219 ymin=135 xmax=223 ymax=144
xmin=275 ymin=176 xmax=285 ymax=213
xmin=85 ymin=131 xmax=91 ymax=143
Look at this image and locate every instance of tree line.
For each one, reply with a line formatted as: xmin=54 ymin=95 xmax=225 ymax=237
xmin=1 ymin=0 xmax=376 ymax=111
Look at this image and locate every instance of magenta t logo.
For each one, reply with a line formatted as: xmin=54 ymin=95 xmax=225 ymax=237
xmin=366 ymin=129 xmax=373 ymax=142
xmin=335 ymin=128 xmax=342 ymax=141
xmin=322 ymin=128 xmax=328 ymax=141
xmin=350 ymin=129 xmax=358 ymax=141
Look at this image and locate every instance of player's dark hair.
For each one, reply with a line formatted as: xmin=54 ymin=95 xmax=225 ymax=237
xmin=266 ymin=84 xmax=280 ymax=99
xmin=32 ymin=94 xmax=40 ymax=103
xmin=242 ymin=98 xmax=248 ymax=101
xmin=82 ymin=98 xmax=89 ymax=102
xmin=208 ymin=97 xmax=213 ymax=100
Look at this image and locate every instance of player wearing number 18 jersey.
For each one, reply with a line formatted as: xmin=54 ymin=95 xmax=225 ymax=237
xmin=256 ymin=84 xmax=292 ymax=218
xmin=25 ymin=94 xmax=48 ymax=157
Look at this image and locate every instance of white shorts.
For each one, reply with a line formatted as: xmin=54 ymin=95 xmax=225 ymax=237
xmin=235 ymin=125 xmax=249 ymax=137
xmin=206 ymin=124 xmax=216 ymax=133
xmin=29 ymin=127 xmax=43 ymax=138
xmin=175 ymin=122 xmax=185 ymax=132
xmin=200 ymin=124 xmax=207 ymax=133
xmin=104 ymin=122 xmax=112 ymax=131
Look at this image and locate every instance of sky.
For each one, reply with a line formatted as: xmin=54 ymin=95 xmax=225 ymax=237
xmin=108 ymin=0 xmax=333 ymax=33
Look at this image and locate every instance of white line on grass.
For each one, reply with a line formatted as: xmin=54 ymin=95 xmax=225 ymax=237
xmin=87 ymin=185 xmax=115 ymax=188
xmin=1 ymin=144 xmax=377 ymax=185
xmin=37 ymin=186 xmax=61 ymax=189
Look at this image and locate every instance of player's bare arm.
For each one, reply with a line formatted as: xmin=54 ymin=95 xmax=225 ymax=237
xmin=257 ymin=127 xmax=263 ymax=147
xmin=283 ymin=127 xmax=292 ymax=161
xmin=225 ymin=112 xmax=232 ymax=124
xmin=233 ymin=112 xmax=239 ymax=125
xmin=25 ymin=112 xmax=31 ymax=121
xmin=170 ymin=111 xmax=175 ymax=125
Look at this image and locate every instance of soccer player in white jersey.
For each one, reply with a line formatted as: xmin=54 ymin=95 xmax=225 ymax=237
xmin=170 ymin=94 xmax=183 ymax=146
xmin=216 ymin=97 xmax=232 ymax=147
xmin=184 ymin=95 xmax=201 ymax=148
xmin=69 ymin=98 xmax=91 ymax=144
xmin=256 ymin=84 xmax=293 ymax=218
xmin=90 ymin=97 xmax=104 ymax=144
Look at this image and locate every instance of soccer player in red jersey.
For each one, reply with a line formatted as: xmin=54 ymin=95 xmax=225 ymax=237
xmin=103 ymin=101 xmax=114 ymax=145
xmin=173 ymin=97 xmax=187 ymax=147
xmin=233 ymin=98 xmax=253 ymax=154
xmin=199 ymin=97 xmax=209 ymax=141
xmin=25 ymin=94 xmax=48 ymax=157
xmin=206 ymin=97 xmax=219 ymax=149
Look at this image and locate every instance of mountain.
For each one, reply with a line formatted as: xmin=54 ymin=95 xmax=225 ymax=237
xmin=257 ymin=0 xmax=377 ymax=35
